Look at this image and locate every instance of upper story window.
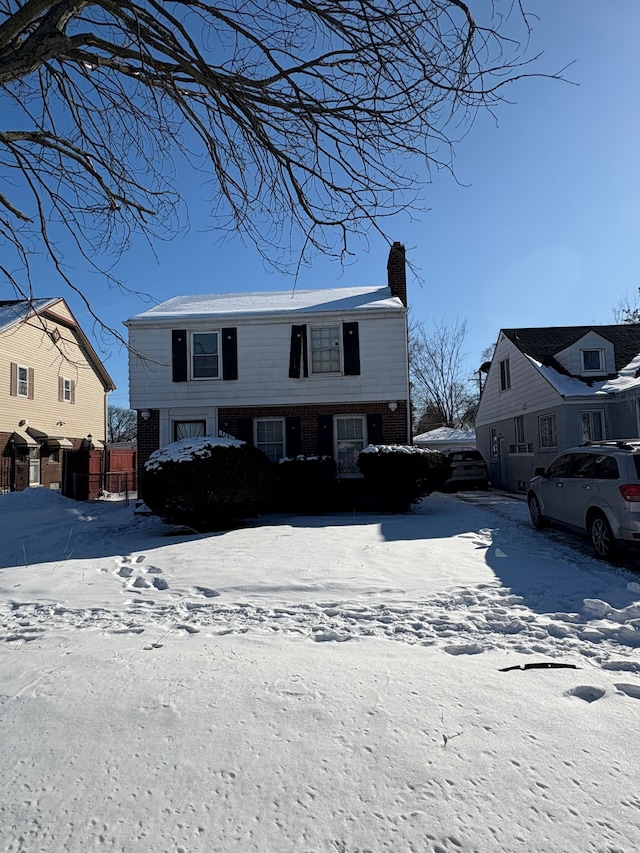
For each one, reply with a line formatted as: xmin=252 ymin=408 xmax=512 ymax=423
xmin=581 ymin=349 xmax=604 ymax=372
xmin=17 ymin=365 xmax=29 ymax=397
xmin=499 ymin=357 xmax=511 ymax=391
xmin=191 ymin=331 xmax=219 ymax=379
xmin=310 ymin=326 xmax=341 ymax=374
xmin=58 ymin=376 xmax=75 ymax=403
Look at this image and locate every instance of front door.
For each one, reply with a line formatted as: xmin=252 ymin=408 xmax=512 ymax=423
xmin=28 ymin=447 xmax=40 ymax=486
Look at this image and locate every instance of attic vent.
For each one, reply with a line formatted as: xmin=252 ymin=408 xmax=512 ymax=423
xmin=49 ymin=328 xmax=61 ymax=344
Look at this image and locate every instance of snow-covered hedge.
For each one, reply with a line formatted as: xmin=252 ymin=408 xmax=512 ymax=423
xmin=141 ymin=437 xmax=274 ymax=529
xmin=357 ymin=444 xmax=450 ymax=512
xmin=276 ymin=455 xmax=336 ymax=513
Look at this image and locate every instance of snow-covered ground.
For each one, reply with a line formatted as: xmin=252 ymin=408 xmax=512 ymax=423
xmin=1 ymin=488 xmax=639 ymax=853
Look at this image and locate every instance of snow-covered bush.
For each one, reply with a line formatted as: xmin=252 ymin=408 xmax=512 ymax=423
xmin=141 ymin=437 xmax=274 ymax=529
xmin=276 ymin=455 xmax=337 ymax=513
xmin=357 ymin=444 xmax=450 ymax=512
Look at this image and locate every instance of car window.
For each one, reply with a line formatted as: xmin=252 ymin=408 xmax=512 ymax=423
xmin=449 ymin=451 xmax=483 ymax=463
xmin=546 ymin=454 xmax=572 ymax=478
xmin=570 ymin=453 xmax=596 ymax=478
xmin=592 ymin=455 xmax=619 ymax=480
xmin=633 ymin=456 xmax=640 ymax=479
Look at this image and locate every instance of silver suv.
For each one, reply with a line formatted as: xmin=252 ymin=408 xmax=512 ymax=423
xmin=527 ymin=441 xmax=640 ymax=560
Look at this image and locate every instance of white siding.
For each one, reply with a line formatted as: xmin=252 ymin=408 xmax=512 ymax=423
xmin=555 ymin=332 xmax=614 ymax=375
xmin=129 ymin=312 xmax=409 ymax=409
xmin=476 ymin=334 xmax=562 ymax=427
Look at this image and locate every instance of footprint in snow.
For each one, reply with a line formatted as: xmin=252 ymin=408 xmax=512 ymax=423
xmin=564 ymin=685 xmax=605 ymax=703
xmin=195 ymin=586 xmax=220 ymax=598
xmin=614 ymin=683 xmax=640 ymax=700
xmin=443 ymin=642 xmax=484 ymax=656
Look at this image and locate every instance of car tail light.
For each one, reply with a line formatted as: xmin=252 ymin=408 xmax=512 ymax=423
xmin=619 ymin=483 xmax=640 ymax=501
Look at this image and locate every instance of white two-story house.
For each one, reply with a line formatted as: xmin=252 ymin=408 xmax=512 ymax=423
xmin=476 ymin=324 xmax=640 ymax=491
xmin=126 ymin=244 xmax=411 ymax=478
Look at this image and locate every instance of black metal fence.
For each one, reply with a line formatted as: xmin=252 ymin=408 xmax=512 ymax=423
xmin=70 ymin=470 xmax=138 ymax=503
xmin=0 ymin=458 xmax=11 ymax=494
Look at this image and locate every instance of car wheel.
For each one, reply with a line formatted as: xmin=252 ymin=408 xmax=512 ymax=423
xmin=588 ymin=512 xmax=619 ymax=561
xmin=528 ymin=493 xmax=547 ymax=529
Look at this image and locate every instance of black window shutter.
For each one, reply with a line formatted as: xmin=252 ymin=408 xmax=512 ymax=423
xmin=367 ymin=413 xmax=383 ymax=445
xmin=237 ymin=417 xmax=253 ymax=444
xmin=172 ymin=330 xmax=188 ymax=382
xmin=285 ymin=417 xmax=302 ymax=458
xmin=318 ymin=415 xmax=334 ymax=457
xmin=222 ymin=327 xmax=238 ymax=380
xmin=343 ymin=322 xmax=360 ymax=375
xmin=289 ymin=324 xmax=308 ymax=378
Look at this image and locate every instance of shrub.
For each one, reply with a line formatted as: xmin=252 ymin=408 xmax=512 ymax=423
xmin=276 ymin=455 xmax=337 ymax=513
xmin=356 ymin=444 xmax=450 ymax=512
xmin=140 ymin=437 xmax=274 ymax=529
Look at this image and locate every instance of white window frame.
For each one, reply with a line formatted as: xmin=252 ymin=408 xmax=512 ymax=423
xmin=255 ymin=418 xmax=285 ymax=463
xmin=334 ymin=414 xmax=366 ymax=477
xmin=190 ymin=330 xmax=220 ymax=380
xmin=499 ymin=357 xmax=511 ymax=391
xmin=17 ymin=364 xmax=29 ymax=397
xmin=539 ymin=413 xmax=558 ymax=448
xmin=580 ymin=410 xmax=605 ymax=443
xmin=62 ymin=377 xmax=72 ymax=402
xmin=173 ymin=420 xmax=206 ymax=441
xmin=581 ymin=349 xmax=604 ymax=373
xmin=310 ymin=325 xmax=342 ymax=375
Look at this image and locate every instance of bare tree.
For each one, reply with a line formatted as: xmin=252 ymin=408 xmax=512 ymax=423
xmin=0 ymin=1 xmax=559 ymax=335
xmin=410 ymin=318 xmax=478 ymax=431
xmin=107 ymin=405 xmax=137 ymax=443
xmin=613 ymin=289 xmax=640 ymax=324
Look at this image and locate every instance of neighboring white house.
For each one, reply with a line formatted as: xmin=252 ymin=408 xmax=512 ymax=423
xmin=475 ymin=324 xmax=640 ymax=492
xmin=126 ymin=244 xmax=411 ymax=478
xmin=413 ymin=426 xmax=476 ymax=454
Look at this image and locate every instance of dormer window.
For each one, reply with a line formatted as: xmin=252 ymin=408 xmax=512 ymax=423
xmin=582 ymin=349 xmax=604 ymax=372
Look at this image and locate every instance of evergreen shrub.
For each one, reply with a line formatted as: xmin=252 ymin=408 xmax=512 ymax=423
xmin=141 ymin=437 xmax=274 ymax=529
xmin=357 ymin=444 xmax=450 ymax=512
xmin=276 ymin=455 xmax=337 ymax=513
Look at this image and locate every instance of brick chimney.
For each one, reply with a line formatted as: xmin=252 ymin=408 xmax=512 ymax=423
xmin=387 ymin=242 xmax=407 ymax=306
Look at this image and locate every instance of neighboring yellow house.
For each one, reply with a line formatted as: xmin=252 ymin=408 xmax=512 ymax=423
xmin=0 ymin=298 xmax=115 ymax=497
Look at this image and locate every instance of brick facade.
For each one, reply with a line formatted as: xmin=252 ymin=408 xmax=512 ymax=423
xmin=137 ymin=410 xmax=161 ymax=483
xmin=135 ymin=403 xmax=409 ymax=483
xmin=220 ymin=402 xmax=408 ymax=454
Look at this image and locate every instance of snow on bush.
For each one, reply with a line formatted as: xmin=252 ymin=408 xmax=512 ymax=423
xmin=357 ymin=444 xmax=450 ymax=512
xmin=141 ymin=436 xmax=274 ymax=529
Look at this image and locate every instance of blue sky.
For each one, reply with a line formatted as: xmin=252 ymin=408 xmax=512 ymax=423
xmin=11 ymin=2 xmax=640 ymax=408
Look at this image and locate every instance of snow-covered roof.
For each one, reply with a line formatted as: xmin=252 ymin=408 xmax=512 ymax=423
xmin=413 ymin=427 xmax=476 ymax=444
xmin=126 ymin=286 xmax=403 ymax=325
xmin=0 ymin=298 xmax=58 ymax=333
xmin=527 ymin=354 xmax=640 ymax=398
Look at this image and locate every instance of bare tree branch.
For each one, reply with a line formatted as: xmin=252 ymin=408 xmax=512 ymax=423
xmin=0 ymin=0 xmax=561 ymax=332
